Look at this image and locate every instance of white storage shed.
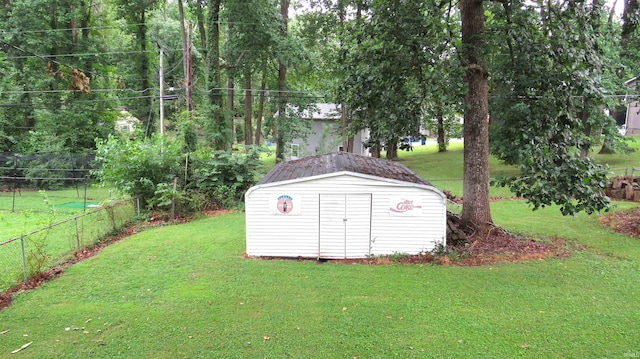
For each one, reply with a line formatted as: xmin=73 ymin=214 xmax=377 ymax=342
xmin=245 ymin=152 xmax=447 ymax=259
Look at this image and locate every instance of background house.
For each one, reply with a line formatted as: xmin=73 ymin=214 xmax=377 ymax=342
xmin=245 ymin=152 xmax=446 ymax=259
xmin=285 ymin=103 xmax=369 ymax=160
xmin=115 ymin=107 xmax=141 ymax=134
xmin=623 ymin=77 xmax=640 ymax=136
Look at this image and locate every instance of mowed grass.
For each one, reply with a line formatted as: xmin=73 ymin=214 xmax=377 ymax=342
xmin=0 ymin=139 xmax=639 ymax=358
xmin=0 ymin=212 xmax=639 ymax=358
xmin=398 ymin=137 xmax=640 ymax=197
xmin=0 ymin=187 xmax=117 ymax=241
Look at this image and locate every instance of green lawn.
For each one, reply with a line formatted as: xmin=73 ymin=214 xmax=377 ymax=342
xmin=0 ymin=139 xmax=639 ymax=358
xmin=0 ymin=187 xmax=119 ymax=241
xmin=0 ymin=210 xmax=638 ymax=358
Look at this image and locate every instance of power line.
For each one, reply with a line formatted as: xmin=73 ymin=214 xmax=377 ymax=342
xmin=0 ymin=88 xmax=151 ymax=95
xmin=2 ymin=51 xmax=152 ymax=60
xmin=0 ymin=95 xmax=156 ymax=108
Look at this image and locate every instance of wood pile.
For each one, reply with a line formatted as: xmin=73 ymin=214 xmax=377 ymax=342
xmin=446 ymin=211 xmax=468 ymax=246
xmin=605 ymin=176 xmax=640 ymax=201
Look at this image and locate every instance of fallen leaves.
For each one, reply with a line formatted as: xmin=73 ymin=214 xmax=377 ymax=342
xmin=599 ymin=207 xmax=640 ymax=238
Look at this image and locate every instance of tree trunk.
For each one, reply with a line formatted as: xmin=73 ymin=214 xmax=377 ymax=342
xmin=254 ymin=77 xmax=266 ymax=145
xmin=386 ymin=142 xmax=398 ymax=160
xmin=178 ymin=0 xmax=193 ymax=113
xmin=437 ymin=112 xmax=446 ymax=152
xmin=460 ymin=0 xmax=493 ymax=234
xmin=244 ymin=68 xmax=253 ymax=145
xmin=275 ymin=0 xmax=289 ymax=163
xmin=207 ymin=0 xmax=226 ymax=149
xmin=227 ymin=77 xmax=235 ymax=144
xmin=371 ymin=142 xmax=381 ymax=158
xmin=138 ymin=11 xmax=153 ymax=137
xmin=194 ymin=0 xmax=207 ymax=61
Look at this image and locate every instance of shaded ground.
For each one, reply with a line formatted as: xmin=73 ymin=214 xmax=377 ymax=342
xmin=598 ymin=207 xmax=640 ymax=239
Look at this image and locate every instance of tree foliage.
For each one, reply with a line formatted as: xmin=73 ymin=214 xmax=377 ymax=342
xmin=338 ymin=1 xmax=454 ymax=158
xmin=487 ymin=1 xmax=617 ymax=215
xmin=2 ymin=0 xmax=639 ymax=223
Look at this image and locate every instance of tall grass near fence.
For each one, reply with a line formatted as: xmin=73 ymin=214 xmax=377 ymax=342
xmin=0 ymin=198 xmax=138 ymax=292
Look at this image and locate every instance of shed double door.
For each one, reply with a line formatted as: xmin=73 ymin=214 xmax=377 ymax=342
xmin=318 ymin=193 xmax=372 ymax=259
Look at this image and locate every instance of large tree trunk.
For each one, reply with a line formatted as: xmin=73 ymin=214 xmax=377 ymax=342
xmin=207 ymin=0 xmax=226 ymax=149
xmin=227 ymin=77 xmax=235 ymax=143
xmin=275 ymin=0 xmax=289 ymax=163
xmin=254 ymin=77 xmax=266 ymax=145
xmin=460 ymin=0 xmax=493 ymax=234
xmin=244 ymin=68 xmax=253 ymax=145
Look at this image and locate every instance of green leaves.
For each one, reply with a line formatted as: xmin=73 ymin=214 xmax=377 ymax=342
xmin=487 ymin=2 xmax=617 ymax=216
xmin=492 ymin=151 xmax=610 ymax=216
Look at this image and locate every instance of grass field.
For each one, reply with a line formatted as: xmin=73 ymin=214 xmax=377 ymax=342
xmin=0 ymin=139 xmax=639 ymax=358
xmin=0 ymin=187 xmax=119 ymax=241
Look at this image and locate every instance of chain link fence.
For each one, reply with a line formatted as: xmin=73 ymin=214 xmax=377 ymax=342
xmin=0 ymin=198 xmax=139 ymax=292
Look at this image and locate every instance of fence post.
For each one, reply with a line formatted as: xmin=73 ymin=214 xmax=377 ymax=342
xmin=171 ymin=177 xmax=177 ymax=220
xmin=83 ymin=176 xmax=88 ymax=213
xmin=20 ymin=235 xmax=28 ymax=283
xmin=108 ymin=204 xmax=116 ymax=231
xmin=75 ymin=217 xmax=80 ymax=250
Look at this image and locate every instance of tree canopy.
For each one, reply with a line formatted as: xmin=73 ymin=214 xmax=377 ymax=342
xmin=1 ymin=0 xmax=638 ymax=228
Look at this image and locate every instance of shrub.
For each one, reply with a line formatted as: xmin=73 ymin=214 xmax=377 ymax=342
xmin=94 ymin=135 xmax=265 ymax=215
xmin=94 ymin=134 xmax=183 ymax=209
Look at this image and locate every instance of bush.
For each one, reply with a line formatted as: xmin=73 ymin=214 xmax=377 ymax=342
xmin=94 ymin=134 xmax=183 ymax=209
xmin=94 ymin=134 xmax=265 ymax=215
xmin=186 ymin=146 xmax=265 ymax=210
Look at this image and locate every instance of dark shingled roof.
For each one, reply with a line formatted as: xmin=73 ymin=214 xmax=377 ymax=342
xmin=257 ymin=152 xmax=431 ymax=186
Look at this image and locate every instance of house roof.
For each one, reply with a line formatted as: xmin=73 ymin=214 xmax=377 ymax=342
xmin=300 ymin=103 xmax=341 ymax=120
xmin=257 ymin=152 xmax=432 ymax=186
xmin=275 ymin=103 xmax=341 ymax=120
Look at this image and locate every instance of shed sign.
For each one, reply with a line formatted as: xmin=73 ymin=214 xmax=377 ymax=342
xmin=389 ymin=196 xmax=422 ymax=216
xmin=270 ymin=194 xmax=301 ymax=215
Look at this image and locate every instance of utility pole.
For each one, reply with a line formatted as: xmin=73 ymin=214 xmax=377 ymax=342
xmin=159 ymin=47 xmax=165 ymax=135
xmin=186 ymin=24 xmax=193 ymax=112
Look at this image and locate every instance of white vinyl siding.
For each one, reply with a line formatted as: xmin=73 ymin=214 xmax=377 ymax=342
xmin=319 ymin=193 xmax=372 ymax=259
xmin=245 ymin=172 xmax=445 ymax=259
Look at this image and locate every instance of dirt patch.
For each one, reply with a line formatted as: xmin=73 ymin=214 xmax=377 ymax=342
xmin=598 ymin=207 xmax=640 ymax=239
xmin=352 ymin=230 xmax=568 ymax=266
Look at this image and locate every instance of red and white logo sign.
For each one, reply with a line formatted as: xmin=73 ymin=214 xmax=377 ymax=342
xmin=389 ymin=197 xmax=422 ymax=216
xmin=276 ymin=195 xmax=294 ymax=214
xmin=270 ymin=194 xmax=301 ymax=215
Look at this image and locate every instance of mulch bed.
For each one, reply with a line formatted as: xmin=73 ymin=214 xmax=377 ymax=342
xmin=598 ymin=207 xmax=640 ymax=239
xmin=309 ymin=226 xmax=570 ymax=266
